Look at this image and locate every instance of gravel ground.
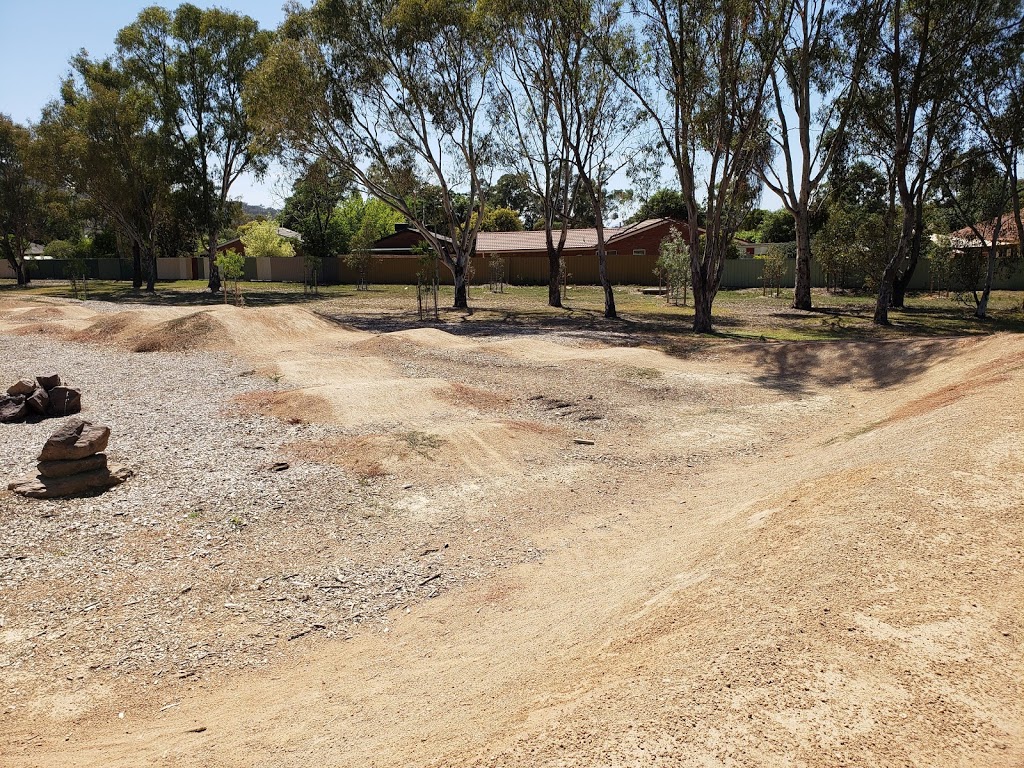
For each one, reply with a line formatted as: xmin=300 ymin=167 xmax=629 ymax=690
xmin=0 ymin=332 xmax=536 ymax=709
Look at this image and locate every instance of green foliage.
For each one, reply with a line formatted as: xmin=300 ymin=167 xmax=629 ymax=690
xmin=116 ymin=3 xmax=272 ymax=279
xmin=633 ymin=188 xmax=689 ymax=223
xmin=475 ymin=206 xmax=524 ymax=232
xmin=215 ymin=248 xmax=245 ymax=304
xmin=0 ymin=115 xmax=44 ymax=283
xmin=490 ymin=173 xmax=541 ymax=228
xmin=757 ymin=246 xmax=787 ymax=297
xmin=239 ymin=220 xmax=296 ymax=259
xmin=42 ymin=239 xmax=77 ymax=260
xmin=656 ymin=228 xmax=690 ymax=305
xmin=280 ymin=159 xmax=349 ymax=262
xmin=813 ymin=204 xmax=894 ymax=292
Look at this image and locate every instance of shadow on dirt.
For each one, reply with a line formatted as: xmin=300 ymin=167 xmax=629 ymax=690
xmin=742 ymin=337 xmax=966 ymax=394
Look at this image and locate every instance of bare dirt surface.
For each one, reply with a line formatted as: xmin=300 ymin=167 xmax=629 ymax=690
xmin=0 ymin=295 xmax=1021 ymax=767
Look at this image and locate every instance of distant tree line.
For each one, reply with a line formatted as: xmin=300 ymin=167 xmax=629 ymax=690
xmin=1 ymin=0 xmax=1021 ymax=325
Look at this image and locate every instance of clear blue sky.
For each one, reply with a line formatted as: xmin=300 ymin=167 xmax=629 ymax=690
xmin=0 ymin=1 xmax=785 ymax=213
xmin=0 ymin=0 xmax=290 ymax=207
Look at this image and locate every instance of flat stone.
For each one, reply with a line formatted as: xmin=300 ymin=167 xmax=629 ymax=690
xmin=8 ymin=465 xmax=132 ymax=499
xmin=7 ymin=379 xmax=35 ymax=397
xmin=38 ymin=419 xmax=110 ymax=461
xmin=46 ymin=386 xmax=82 ymax=417
xmin=0 ymin=395 xmax=27 ymax=424
xmin=26 ymin=387 xmax=49 ymax=415
xmin=37 ymin=453 xmax=108 ymax=479
xmin=36 ymin=373 xmax=61 ymax=391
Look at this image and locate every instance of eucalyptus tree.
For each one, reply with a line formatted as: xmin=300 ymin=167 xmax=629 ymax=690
xmin=612 ymin=0 xmax=787 ymax=332
xmin=940 ymin=26 xmax=1024 ymax=318
xmin=489 ymin=0 xmax=592 ymax=308
xmin=0 ymin=116 xmax=41 ymax=286
xmin=516 ymin=0 xmax=647 ymax=318
xmin=855 ymin=0 xmax=1019 ymax=324
xmin=39 ymin=54 xmax=172 ymax=291
xmin=761 ymin=0 xmax=886 ymax=310
xmin=246 ymin=0 xmax=497 ymax=309
xmin=116 ymin=4 xmax=273 ymax=293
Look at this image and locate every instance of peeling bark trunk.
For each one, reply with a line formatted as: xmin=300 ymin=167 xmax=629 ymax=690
xmin=547 ymin=247 xmax=562 ymax=308
xmin=692 ymin=280 xmax=714 ymax=333
xmin=792 ymin=213 xmax=813 ymax=310
xmin=452 ymin=259 xmax=468 ymax=309
xmin=975 ymin=244 xmax=998 ymax=319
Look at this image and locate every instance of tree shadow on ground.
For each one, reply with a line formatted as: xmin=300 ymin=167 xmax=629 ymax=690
xmin=742 ymin=337 xmax=967 ymax=395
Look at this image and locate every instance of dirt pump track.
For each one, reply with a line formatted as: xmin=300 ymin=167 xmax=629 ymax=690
xmin=0 ymin=297 xmax=1021 ymax=767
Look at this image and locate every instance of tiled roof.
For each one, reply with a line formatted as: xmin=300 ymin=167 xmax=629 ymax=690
xmin=951 ymin=214 xmax=1021 ymax=245
xmin=476 ymin=218 xmax=683 ymax=254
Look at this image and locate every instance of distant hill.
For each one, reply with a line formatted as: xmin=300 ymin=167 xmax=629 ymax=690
xmin=239 ymin=202 xmax=281 ymax=219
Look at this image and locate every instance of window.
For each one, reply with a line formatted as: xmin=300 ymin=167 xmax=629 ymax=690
xmin=632 ymin=248 xmax=646 ymax=256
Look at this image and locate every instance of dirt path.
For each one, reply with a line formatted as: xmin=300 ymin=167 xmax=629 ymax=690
xmin=1 ymin=299 xmax=1021 ymax=767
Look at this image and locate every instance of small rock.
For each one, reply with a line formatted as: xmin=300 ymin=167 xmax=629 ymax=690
xmin=0 ymin=395 xmax=28 ymax=424
xmin=37 ymin=453 xmax=109 ymax=479
xmin=38 ymin=418 xmax=110 ymax=462
xmin=26 ymin=387 xmax=49 ymax=415
xmin=6 ymin=379 xmax=35 ymax=397
xmin=46 ymin=386 xmax=82 ymax=417
xmin=573 ymin=438 xmax=595 ymax=445
xmin=36 ymin=373 xmax=62 ymax=391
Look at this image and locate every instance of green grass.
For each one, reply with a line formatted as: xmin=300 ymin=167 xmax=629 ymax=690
xmin=3 ymin=277 xmax=1023 ymax=343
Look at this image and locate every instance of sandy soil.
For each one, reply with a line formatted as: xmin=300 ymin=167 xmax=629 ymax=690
xmin=0 ymin=296 xmax=1021 ymax=767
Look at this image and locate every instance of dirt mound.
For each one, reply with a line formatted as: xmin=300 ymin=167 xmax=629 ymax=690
xmin=131 ymin=310 xmax=229 ymax=353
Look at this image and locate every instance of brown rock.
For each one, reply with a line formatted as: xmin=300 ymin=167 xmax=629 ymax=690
xmin=36 ymin=373 xmax=61 ymax=391
xmin=38 ymin=418 xmax=110 ymax=461
xmin=46 ymin=386 xmax=81 ymax=417
xmin=0 ymin=395 xmax=28 ymax=424
xmin=37 ymin=453 xmax=108 ymax=479
xmin=7 ymin=379 xmax=35 ymax=396
xmin=8 ymin=464 xmax=132 ymax=499
xmin=26 ymin=387 xmax=49 ymax=415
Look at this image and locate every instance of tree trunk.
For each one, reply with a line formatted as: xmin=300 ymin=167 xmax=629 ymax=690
xmin=692 ymin=280 xmax=714 ymax=333
xmin=792 ymin=213 xmax=813 ymax=310
xmin=452 ymin=259 xmax=468 ymax=309
xmin=207 ymin=228 xmax=221 ymax=294
xmin=547 ymin=247 xmax=562 ymax=308
xmin=597 ymin=250 xmax=616 ymax=319
xmin=873 ymin=264 xmax=897 ymax=325
xmin=975 ymin=245 xmax=998 ymax=319
xmin=145 ymin=248 xmax=157 ymax=293
xmin=132 ymin=241 xmax=143 ymax=290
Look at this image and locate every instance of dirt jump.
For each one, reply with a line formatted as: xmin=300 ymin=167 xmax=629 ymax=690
xmin=0 ymin=296 xmax=1021 ymax=767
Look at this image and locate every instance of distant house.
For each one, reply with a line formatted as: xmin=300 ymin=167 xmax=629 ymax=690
xmin=216 ymin=227 xmax=303 ymax=257
xmin=371 ymin=218 xmax=690 ymax=260
xmin=23 ymin=243 xmax=46 ymax=260
xmin=950 ymin=215 xmax=1021 ymax=259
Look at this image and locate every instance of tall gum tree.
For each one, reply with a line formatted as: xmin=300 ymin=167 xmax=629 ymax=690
xmin=489 ymin=0 xmax=599 ymax=309
xmin=855 ymin=0 xmax=1019 ymax=324
xmin=116 ymin=4 xmax=272 ymax=293
xmin=609 ymin=0 xmax=787 ymax=332
xmin=39 ymin=54 xmax=171 ymax=292
xmin=760 ymin=0 xmax=885 ymax=311
xmin=0 ymin=116 xmax=40 ymax=286
xmin=246 ymin=0 xmax=496 ymax=310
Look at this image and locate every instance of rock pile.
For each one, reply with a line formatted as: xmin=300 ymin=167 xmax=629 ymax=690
xmin=0 ymin=374 xmax=81 ymax=423
xmin=8 ymin=418 xmax=132 ymax=499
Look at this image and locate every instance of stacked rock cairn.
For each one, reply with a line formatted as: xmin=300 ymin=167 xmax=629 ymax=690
xmin=0 ymin=373 xmax=81 ymax=423
xmin=8 ymin=418 xmax=133 ymax=499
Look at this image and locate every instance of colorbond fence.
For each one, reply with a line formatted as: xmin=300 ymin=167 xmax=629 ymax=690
xmin=3 ymin=254 xmax=1023 ymax=291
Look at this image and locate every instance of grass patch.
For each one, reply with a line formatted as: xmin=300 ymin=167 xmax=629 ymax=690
xmin=4 ymin=277 xmax=1023 ymax=342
